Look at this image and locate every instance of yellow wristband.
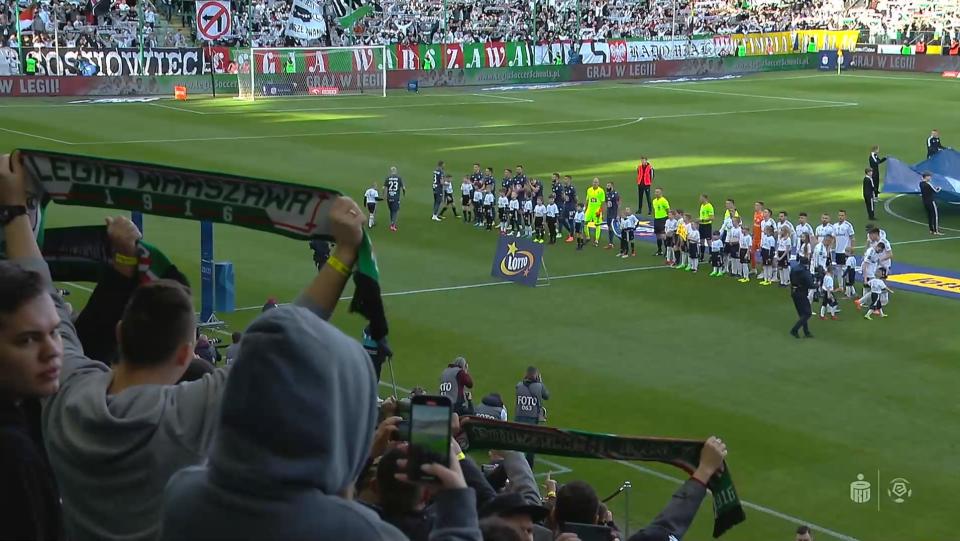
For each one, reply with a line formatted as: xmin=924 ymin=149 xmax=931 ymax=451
xmin=326 ymin=255 xmax=352 ymax=277
xmin=456 ymin=451 xmax=466 ymax=461
xmin=546 ymin=491 xmax=557 ymax=499
xmin=114 ymin=253 xmax=138 ymax=266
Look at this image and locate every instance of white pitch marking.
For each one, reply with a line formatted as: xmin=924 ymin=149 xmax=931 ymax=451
xmin=0 ymin=126 xmax=74 ymax=144
xmin=883 ymin=194 xmax=960 ymax=233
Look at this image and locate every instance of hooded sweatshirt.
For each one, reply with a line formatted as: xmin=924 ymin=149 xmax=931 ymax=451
xmin=160 ymin=305 xmax=481 ymax=541
xmin=21 ymin=256 xmax=229 ymax=541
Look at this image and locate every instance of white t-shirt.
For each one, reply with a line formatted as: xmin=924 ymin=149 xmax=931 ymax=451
xmin=796 ymin=222 xmax=814 ymax=240
xmin=760 ymin=218 xmax=776 ymax=237
xmin=834 ymin=220 xmax=854 ymax=253
xmin=822 ymin=274 xmax=834 ymax=292
xmin=473 ymin=190 xmax=485 ymax=204
xmin=534 ymin=204 xmax=546 ymax=217
xmin=546 ymin=204 xmax=559 ymax=217
xmin=621 ymin=215 xmax=639 ymax=229
xmin=665 ymin=218 xmax=678 ymax=234
xmin=868 ymin=277 xmax=888 ymax=294
xmin=508 ymin=199 xmax=520 ymax=212
xmin=364 ymin=188 xmax=379 ymax=204
xmin=523 ymin=200 xmax=533 ymax=213
xmin=483 ymin=193 xmax=495 ymax=206
xmin=461 ymin=182 xmax=473 ymax=196
xmin=739 ymin=232 xmax=752 ymax=249
xmin=710 ymin=239 xmax=724 ymax=253
xmin=726 ymin=227 xmax=741 ymax=244
xmin=812 ymin=243 xmax=829 ymax=268
xmin=497 ymin=196 xmax=509 ymax=209
xmin=761 ymin=234 xmax=776 ymax=250
xmin=687 ymin=228 xmax=700 ymax=244
xmin=444 ymin=181 xmax=454 ymax=195
xmin=776 ymin=237 xmax=792 ymax=253
xmin=815 ymin=223 xmax=835 ymax=242
xmin=862 ymin=248 xmax=880 ymax=278
xmin=845 ymin=256 xmax=857 ymax=273
xmin=574 ymin=210 xmax=585 ymax=224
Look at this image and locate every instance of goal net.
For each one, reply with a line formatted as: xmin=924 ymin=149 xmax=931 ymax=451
xmin=237 ymin=46 xmax=387 ymax=100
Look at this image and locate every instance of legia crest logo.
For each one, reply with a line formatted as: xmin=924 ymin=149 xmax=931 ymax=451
xmin=499 ymin=242 xmax=536 ymax=277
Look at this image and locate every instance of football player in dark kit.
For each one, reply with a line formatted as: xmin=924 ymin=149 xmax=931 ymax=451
xmin=383 ymin=166 xmax=405 ymax=232
xmin=431 ymin=160 xmax=445 ymax=222
xmin=789 ymin=258 xmax=816 ymax=339
xmin=862 ymin=168 xmax=877 ymax=220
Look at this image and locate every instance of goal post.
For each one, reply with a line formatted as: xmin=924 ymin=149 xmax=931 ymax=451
xmin=238 ymin=45 xmax=387 ymax=100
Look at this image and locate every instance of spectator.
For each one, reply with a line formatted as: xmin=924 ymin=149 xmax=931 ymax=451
xmin=262 ymin=297 xmax=279 ymax=312
xmin=160 ymin=197 xmax=481 ymax=540
xmin=796 ymin=524 xmax=814 ymax=541
xmin=480 ymin=492 xmax=548 ymax=541
xmin=0 ymin=152 xmax=63 ymax=540
xmin=480 ymin=517 xmax=526 ymax=541
xmin=0 ymin=263 xmax=63 ymax=540
xmin=223 ymin=331 xmax=241 ymax=365
xmin=474 ymin=392 xmax=508 ymax=420
xmin=550 ymin=480 xmax=602 ymax=530
xmin=193 ymin=334 xmax=218 ymax=363
xmin=368 ymin=447 xmax=433 ymax=540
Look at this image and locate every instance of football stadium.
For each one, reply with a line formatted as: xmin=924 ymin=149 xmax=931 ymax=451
xmin=1 ymin=2 xmax=959 ymax=541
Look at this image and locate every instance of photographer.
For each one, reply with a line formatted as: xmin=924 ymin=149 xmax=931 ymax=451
xmin=439 ymin=356 xmax=474 ymax=416
xmin=514 ymin=366 xmax=549 ymax=467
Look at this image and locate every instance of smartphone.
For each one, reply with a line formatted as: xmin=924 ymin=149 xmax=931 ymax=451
xmin=408 ymin=395 xmax=452 ymax=481
xmin=560 ymin=523 xmax=613 ymax=541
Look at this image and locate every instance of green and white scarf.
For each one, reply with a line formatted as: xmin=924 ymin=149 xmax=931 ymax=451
xmin=17 ymin=148 xmax=387 ymax=339
xmin=460 ymin=416 xmax=746 ymax=538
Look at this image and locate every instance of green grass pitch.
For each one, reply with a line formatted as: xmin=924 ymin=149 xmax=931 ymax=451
xmin=2 ymin=71 xmax=958 ymax=541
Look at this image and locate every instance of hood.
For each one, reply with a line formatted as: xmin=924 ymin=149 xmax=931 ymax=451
xmin=208 ymin=305 xmax=378 ymax=495
xmin=481 ymin=393 xmax=503 ymax=408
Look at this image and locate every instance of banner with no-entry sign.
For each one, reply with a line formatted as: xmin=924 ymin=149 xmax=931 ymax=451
xmin=196 ymin=0 xmax=232 ymax=41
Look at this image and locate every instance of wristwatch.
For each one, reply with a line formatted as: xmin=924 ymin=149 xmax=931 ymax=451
xmin=0 ymin=205 xmax=27 ymax=226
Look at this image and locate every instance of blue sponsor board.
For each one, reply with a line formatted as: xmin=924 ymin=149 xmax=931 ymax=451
xmin=818 ymin=50 xmax=851 ymax=71
xmin=261 ymin=82 xmax=296 ymax=96
xmin=491 ymin=236 xmax=544 ymax=287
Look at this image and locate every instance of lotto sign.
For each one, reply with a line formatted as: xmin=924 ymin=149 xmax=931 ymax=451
xmin=196 ymin=0 xmax=231 ymax=41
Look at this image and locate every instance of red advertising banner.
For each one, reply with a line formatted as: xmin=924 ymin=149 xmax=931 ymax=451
xmin=397 ymin=44 xmax=420 ymax=70
xmin=443 ymin=43 xmax=464 ymax=69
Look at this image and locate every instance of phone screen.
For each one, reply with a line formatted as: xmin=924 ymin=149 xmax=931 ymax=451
xmin=409 ymin=397 xmax=452 ymax=480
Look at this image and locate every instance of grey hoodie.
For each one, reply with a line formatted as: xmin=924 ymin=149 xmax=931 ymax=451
xmin=160 ymin=305 xmax=481 ymax=541
xmin=21 ymin=256 xmax=229 ymax=541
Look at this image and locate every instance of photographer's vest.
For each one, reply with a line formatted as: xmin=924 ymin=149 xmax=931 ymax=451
xmin=474 ymin=403 xmax=503 ymax=420
xmin=439 ymin=367 xmax=462 ymax=404
xmin=514 ymin=381 xmax=542 ymax=420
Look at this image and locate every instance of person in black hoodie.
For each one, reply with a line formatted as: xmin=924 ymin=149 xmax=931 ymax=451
xmin=0 ymin=157 xmax=64 ymax=540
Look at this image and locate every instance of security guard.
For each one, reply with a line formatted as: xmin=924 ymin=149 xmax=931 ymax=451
xmin=789 ymin=258 xmax=816 ymax=339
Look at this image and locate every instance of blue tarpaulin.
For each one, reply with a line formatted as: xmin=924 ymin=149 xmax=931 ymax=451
xmin=882 ymin=149 xmax=960 ymax=205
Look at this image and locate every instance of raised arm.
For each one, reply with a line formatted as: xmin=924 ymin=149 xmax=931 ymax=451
xmin=296 ymin=197 xmax=366 ymax=320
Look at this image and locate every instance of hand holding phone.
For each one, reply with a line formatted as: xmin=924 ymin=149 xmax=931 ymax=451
xmin=408 ymin=395 xmax=452 ymax=481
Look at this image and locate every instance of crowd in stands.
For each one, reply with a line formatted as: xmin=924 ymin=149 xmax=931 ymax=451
xmin=0 ymin=0 xmax=189 ymax=49
xmin=2 ymin=0 xmax=958 ymax=51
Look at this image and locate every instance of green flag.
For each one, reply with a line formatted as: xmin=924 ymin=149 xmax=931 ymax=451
xmin=337 ymin=4 xmax=373 ymax=29
xmin=506 ymin=41 xmax=532 ymax=67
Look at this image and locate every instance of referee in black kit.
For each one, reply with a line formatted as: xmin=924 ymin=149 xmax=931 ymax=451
xmin=920 ymin=173 xmax=943 ymax=236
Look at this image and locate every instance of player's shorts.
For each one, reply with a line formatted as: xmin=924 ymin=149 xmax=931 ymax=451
xmin=739 ymin=248 xmax=750 ymax=264
xmin=878 ymin=266 xmax=889 ymax=279
xmin=777 ymin=251 xmax=788 ymax=268
xmin=484 ymin=205 xmax=494 ymax=219
xmin=585 ymin=208 xmax=602 ymax=224
xmin=498 ymin=208 xmax=507 ymax=221
xmin=523 ymin=212 xmax=532 ymax=225
xmin=510 ymin=210 xmax=520 ymax=223
xmin=366 ymin=202 xmax=376 ymax=213
xmin=654 ymin=217 xmax=666 ymax=234
xmin=444 ymin=193 xmax=454 ymax=204
xmin=574 ymin=222 xmax=584 ymax=234
xmin=665 ymin=234 xmax=674 ymax=248
xmin=462 ymin=195 xmax=472 ymax=206
xmin=726 ymin=243 xmax=739 ymax=257
xmin=710 ymin=252 xmax=722 ymax=267
xmin=623 ymin=228 xmax=635 ymax=241
xmin=761 ymin=248 xmax=773 ymax=266
xmin=688 ymin=242 xmax=700 ymax=258
xmin=534 ymin=216 xmax=544 ymax=227
xmin=835 ymin=252 xmax=847 ymax=265
xmin=698 ymin=223 xmax=712 ymax=241
xmin=845 ymin=268 xmax=856 ymax=286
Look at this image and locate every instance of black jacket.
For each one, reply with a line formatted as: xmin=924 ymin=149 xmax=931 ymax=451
xmin=0 ymin=399 xmax=62 ymax=540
